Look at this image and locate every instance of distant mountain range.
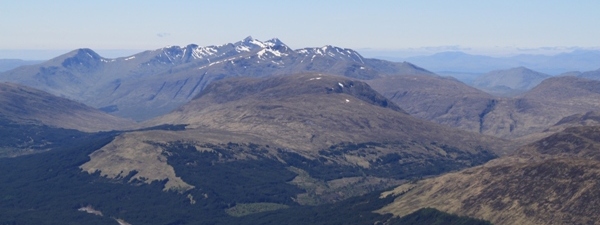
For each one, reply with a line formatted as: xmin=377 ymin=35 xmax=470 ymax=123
xmin=0 ymin=36 xmax=432 ymax=121
xmin=399 ymin=50 xmax=600 ymax=80
xmin=2 ymin=37 xmax=599 ymax=141
xmin=472 ymin=67 xmax=551 ymax=96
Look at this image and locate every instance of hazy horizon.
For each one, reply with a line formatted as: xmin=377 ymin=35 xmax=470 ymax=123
xmin=2 ymin=44 xmax=600 ymax=61
xmin=2 ymin=1 xmax=600 ymax=60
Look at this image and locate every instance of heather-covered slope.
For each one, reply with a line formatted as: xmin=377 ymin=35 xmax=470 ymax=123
xmin=378 ymin=125 xmax=600 ymax=225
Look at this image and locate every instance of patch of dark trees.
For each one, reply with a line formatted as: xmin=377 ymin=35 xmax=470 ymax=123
xmin=286 ymin=141 xmax=497 ymax=181
xmin=0 ymin=126 xmax=493 ymax=225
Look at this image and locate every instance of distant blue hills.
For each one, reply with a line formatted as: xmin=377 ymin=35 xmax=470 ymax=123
xmin=399 ymin=50 xmax=600 ymax=75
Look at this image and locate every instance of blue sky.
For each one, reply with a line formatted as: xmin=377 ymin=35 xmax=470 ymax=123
xmin=1 ymin=0 xmax=600 ymax=59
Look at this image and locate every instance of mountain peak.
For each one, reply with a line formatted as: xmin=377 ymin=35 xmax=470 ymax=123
xmin=266 ymin=38 xmax=284 ymax=46
xmin=59 ymin=48 xmax=102 ymax=60
xmin=511 ymin=66 xmax=533 ymax=72
xmin=242 ymin=35 xmax=254 ymax=42
xmin=58 ymin=48 xmax=104 ymax=69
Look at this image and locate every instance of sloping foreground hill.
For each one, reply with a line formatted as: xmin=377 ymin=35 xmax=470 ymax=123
xmin=370 ymin=75 xmax=600 ymax=140
xmin=377 ymin=125 xmax=600 ymax=225
xmin=0 ymin=131 xmax=491 ymax=224
xmin=0 ymin=37 xmax=433 ymax=121
xmin=80 ymin=74 xmax=509 ymax=206
xmin=147 ymin=74 xmax=507 ymax=153
xmin=0 ymin=74 xmax=501 ymax=224
xmin=0 ymin=82 xmax=134 ymax=132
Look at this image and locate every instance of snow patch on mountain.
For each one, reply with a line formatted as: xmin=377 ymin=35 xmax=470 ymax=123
xmin=192 ymin=46 xmax=218 ymax=59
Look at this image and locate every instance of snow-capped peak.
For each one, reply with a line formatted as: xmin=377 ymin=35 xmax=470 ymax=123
xmin=249 ymin=39 xmax=268 ymax=48
xmin=192 ymin=46 xmax=219 ymax=59
xmin=264 ymin=38 xmax=286 ymax=48
xmin=242 ymin=36 xmax=254 ymax=42
xmin=294 ymin=45 xmax=366 ymax=64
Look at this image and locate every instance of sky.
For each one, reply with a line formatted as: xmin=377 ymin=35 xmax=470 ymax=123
xmin=1 ymin=0 xmax=600 ymax=59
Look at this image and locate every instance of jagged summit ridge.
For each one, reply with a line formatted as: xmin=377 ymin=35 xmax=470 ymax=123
xmin=138 ymin=36 xmax=363 ymax=65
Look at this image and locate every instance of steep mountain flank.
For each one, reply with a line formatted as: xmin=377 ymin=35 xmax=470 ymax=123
xmin=377 ymin=125 xmax=600 ymax=225
xmin=368 ymin=75 xmax=496 ymax=134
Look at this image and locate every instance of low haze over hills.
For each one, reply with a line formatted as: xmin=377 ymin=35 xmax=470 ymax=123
xmin=400 ymin=50 xmax=600 ymax=76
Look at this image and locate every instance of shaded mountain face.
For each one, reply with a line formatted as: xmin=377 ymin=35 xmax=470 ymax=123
xmin=0 ymin=82 xmax=134 ymax=132
xmin=81 ymin=74 xmax=509 ymax=205
xmin=370 ymin=74 xmax=600 ymax=140
xmin=472 ymin=67 xmax=551 ymax=96
xmin=377 ymin=125 xmax=600 ymax=225
xmin=0 ymin=82 xmax=135 ymax=157
xmin=368 ymin=75 xmax=496 ymax=135
xmin=0 ymin=37 xmax=433 ymax=121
